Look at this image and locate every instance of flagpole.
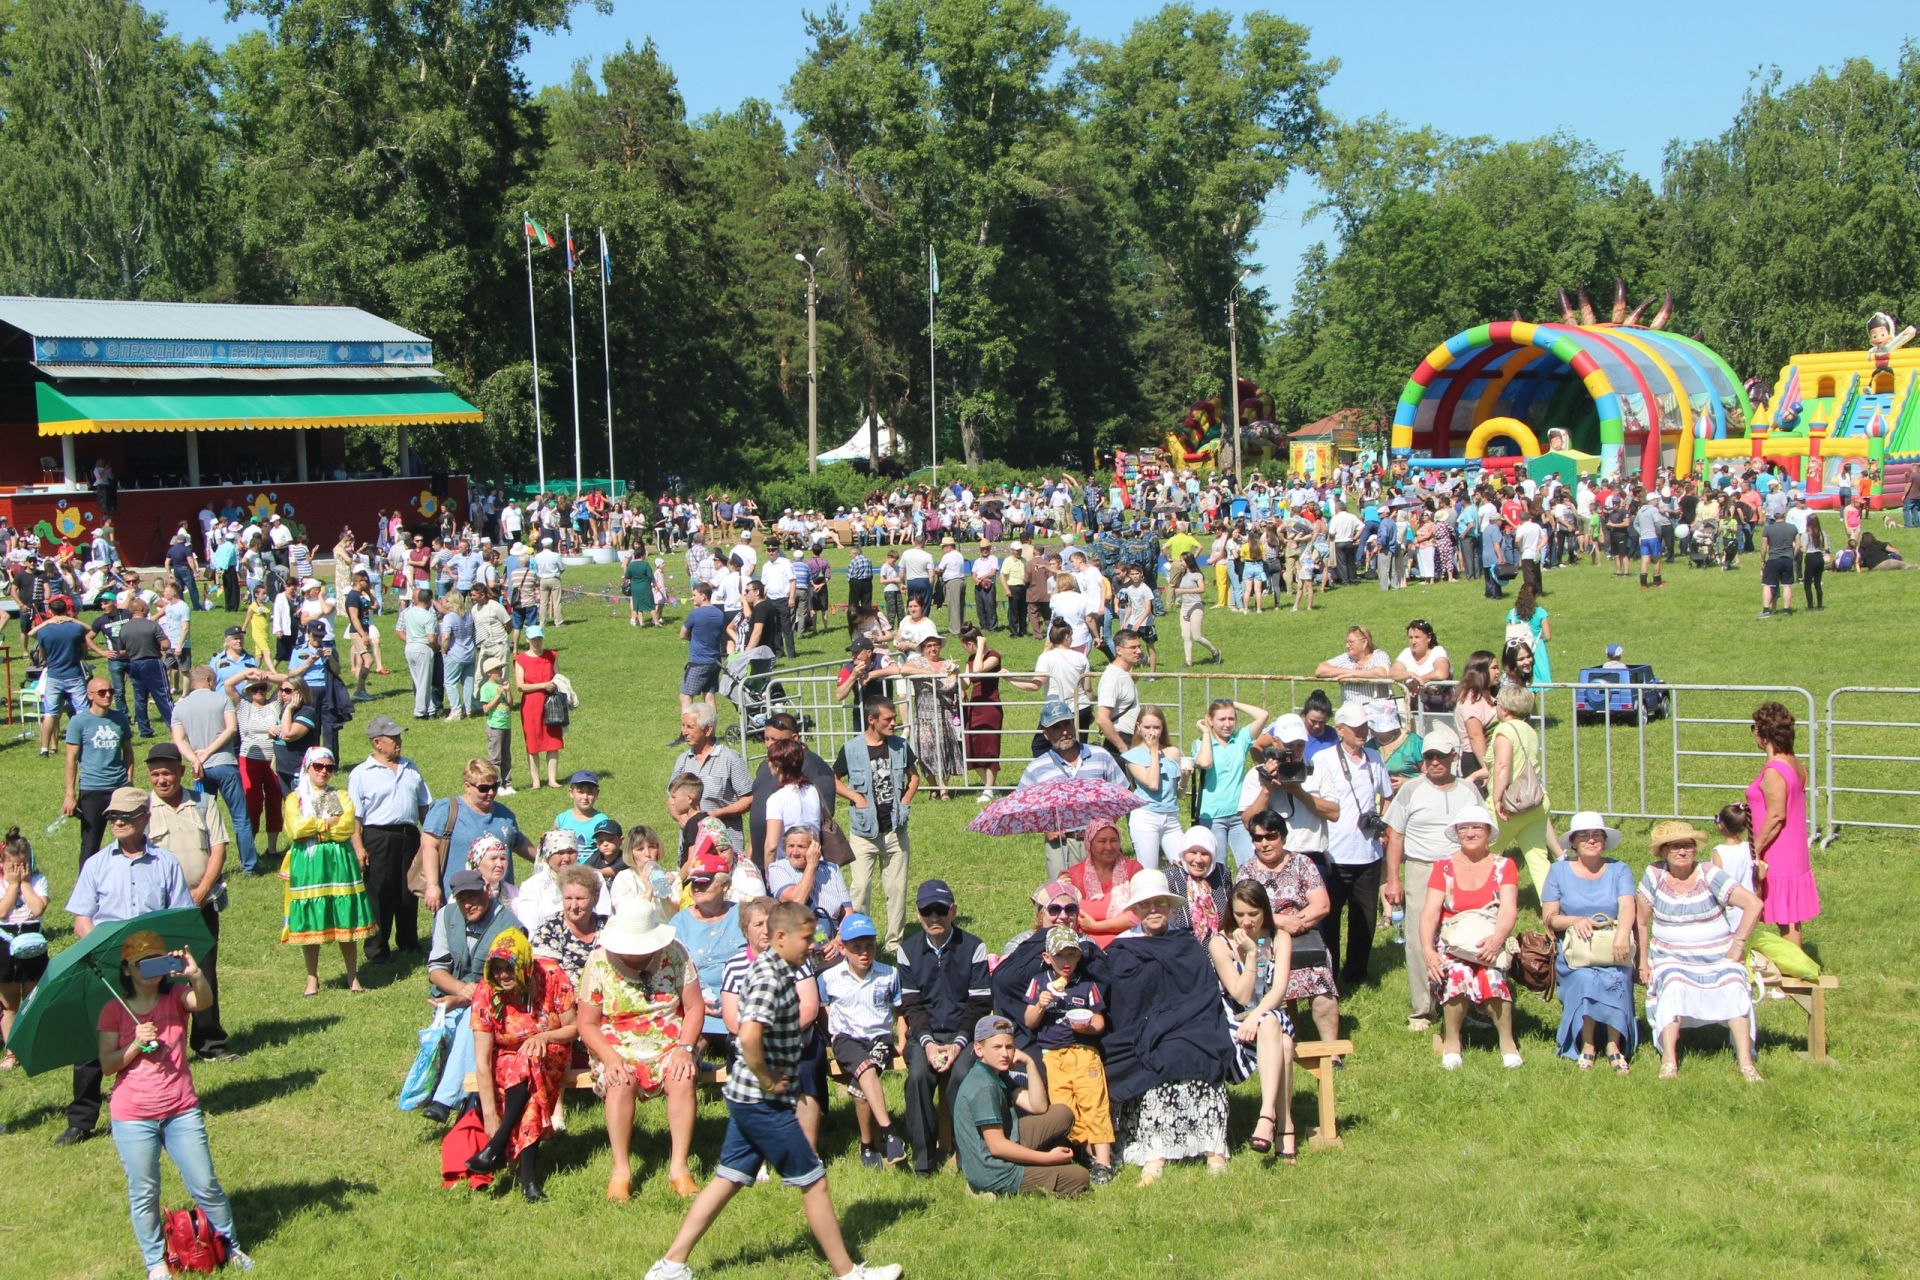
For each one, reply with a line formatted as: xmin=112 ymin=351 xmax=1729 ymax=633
xmin=599 ymin=227 xmax=615 ymax=493
xmin=523 ymin=214 xmax=547 ymax=494
xmin=928 ymin=244 xmax=938 ymax=488
xmin=565 ymin=214 xmax=583 ymax=495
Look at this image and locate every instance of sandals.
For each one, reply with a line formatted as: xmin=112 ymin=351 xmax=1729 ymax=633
xmin=1608 ymin=1051 xmax=1631 ymax=1075
xmin=1280 ymin=1127 xmax=1298 ymax=1166
xmin=1250 ymin=1111 xmax=1277 ymax=1154
xmin=1739 ymin=1063 xmax=1765 ymax=1084
xmin=1576 ymin=1051 xmax=1596 ymax=1072
xmin=1657 ymin=1060 xmax=1679 ymax=1080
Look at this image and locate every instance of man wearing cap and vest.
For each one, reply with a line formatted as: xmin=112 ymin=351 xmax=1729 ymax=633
xmin=1382 ymin=722 xmax=1482 ymax=1032
xmin=348 ymin=715 xmax=433 ymax=963
xmin=58 ymin=787 xmax=195 ymax=1146
xmin=143 ymin=743 xmax=239 ymax=1062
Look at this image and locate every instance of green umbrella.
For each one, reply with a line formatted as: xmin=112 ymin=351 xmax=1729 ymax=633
xmin=7 ymin=907 xmax=213 ymax=1077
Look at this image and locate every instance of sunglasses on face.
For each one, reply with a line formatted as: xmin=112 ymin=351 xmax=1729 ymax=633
xmin=470 ymin=783 xmax=498 ymax=794
xmin=310 ymin=764 xmax=335 ymax=774
xmin=104 ymin=811 xmax=141 ymax=824
xmin=919 ymin=904 xmax=951 ymax=918
xmin=1252 ymin=831 xmax=1283 ymax=843
xmin=1045 ymin=903 xmax=1080 ymax=916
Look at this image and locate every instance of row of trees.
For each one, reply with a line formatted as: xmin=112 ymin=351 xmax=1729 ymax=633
xmin=2 ymin=1 xmax=1918 ymax=488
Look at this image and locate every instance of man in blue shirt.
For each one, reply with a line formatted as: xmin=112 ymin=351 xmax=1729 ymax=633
xmin=64 ymin=677 xmax=132 ymax=871
xmin=32 ymin=598 xmax=93 ymax=744
xmin=59 ymin=786 xmax=195 ymax=1145
xmin=679 ymin=583 xmax=728 ymax=714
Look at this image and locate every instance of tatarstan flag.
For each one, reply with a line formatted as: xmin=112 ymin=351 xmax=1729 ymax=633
xmin=523 ymin=213 xmax=556 ymax=248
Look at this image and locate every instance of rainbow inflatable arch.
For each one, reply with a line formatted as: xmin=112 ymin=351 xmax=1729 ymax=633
xmin=1391 ymin=320 xmax=1750 ymax=482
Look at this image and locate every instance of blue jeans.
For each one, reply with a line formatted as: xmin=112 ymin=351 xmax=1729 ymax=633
xmin=107 ymin=658 xmax=131 ymax=717
xmin=443 ymin=655 xmax=475 ymax=715
xmin=110 ymin=1107 xmax=239 ymax=1268
xmin=41 ymin=674 xmax=87 ymax=717
xmin=173 ymin=567 xmax=202 ymax=611
xmin=1905 ymin=499 xmax=1920 ymax=529
xmin=1207 ymin=813 xmax=1254 ymax=871
xmin=201 ymin=763 xmax=259 ymax=872
xmin=127 ymin=659 xmax=173 ymax=735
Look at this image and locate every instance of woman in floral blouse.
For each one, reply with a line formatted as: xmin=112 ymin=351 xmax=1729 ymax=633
xmin=575 ymin=901 xmax=705 ymax=1202
xmin=530 ymin=865 xmax=606 ymax=982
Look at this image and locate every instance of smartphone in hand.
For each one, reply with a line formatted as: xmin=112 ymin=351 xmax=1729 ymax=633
xmin=136 ymin=954 xmax=186 ymax=980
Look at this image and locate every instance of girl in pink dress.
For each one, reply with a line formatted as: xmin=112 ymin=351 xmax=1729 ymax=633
xmin=1746 ymin=701 xmax=1819 ymax=945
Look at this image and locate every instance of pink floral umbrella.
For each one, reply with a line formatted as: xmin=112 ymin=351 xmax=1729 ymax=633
xmin=967 ymin=778 xmax=1143 ymax=836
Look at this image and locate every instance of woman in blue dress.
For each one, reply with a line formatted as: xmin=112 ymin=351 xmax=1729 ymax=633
xmin=1540 ymin=811 xmax=1637 ymax=1072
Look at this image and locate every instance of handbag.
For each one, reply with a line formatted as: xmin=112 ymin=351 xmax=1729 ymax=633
xmin=543 ymin=688 xmax=571 ymax=727
xmin=1438 ymin=904 xmax=1505 ymax=966
xmin=405 ymin=799 xmax=461 ymax=899
xmin=1562 ymin=914 xmax=1624 ymax=969
xmin=1513 ymin=930 xmax=1557 ymax=997
xmin=396 ymin=1006 xmax=453 ymax=1112
xmin=815 ymin=786 xmax=855 ymax=867
xmin=1492 ymin=721 xmax=1545 ymax=813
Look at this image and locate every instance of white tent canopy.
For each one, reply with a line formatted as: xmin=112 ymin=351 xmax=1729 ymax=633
xmin=817 ymin=415 xmax=901 ymax=463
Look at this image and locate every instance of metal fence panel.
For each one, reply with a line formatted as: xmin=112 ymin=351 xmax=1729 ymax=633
xmin=1821 ymin=687 xmax=1920 ymax=848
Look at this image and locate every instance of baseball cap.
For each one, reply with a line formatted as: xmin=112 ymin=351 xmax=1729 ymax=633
xmin=223 ymin=625 xmax=244 ymax=639
xmin=1421 ymin=722 xmax=1462 ymax=756
xmin=567 ymin=770 xmax=601 ymax=788
xmin=448 ymin=869 xmax=488 ymax=896
xmin=593 ymin=817 xmax=623 ymax=841
xmin=686 ymin=851 xmax=731 ymax=884
xmin=1334 ymin=702 xmax=1372 ymax=729
xmin=365 ymin=714 xmax=406 ymax=740
xmin=1270 ymin=713 xmax=1308 ymax=745
xmin=1044 ymin=925 xmax=1084 ymax=956
xmin=145 ymin=743 xmax=184 ymax=767
xmin=302 ymin=577 xmax=323 ymax=591
xmin=972 ymin=1014 xmax=1017 ymax=1044
xmin=839 ymin=913 xmax=879 ymax=943
xmin=916 ymin=879 xmax=956 ymax=910
xmin=525 ymin=624 xmax=545 ymax=639
xmin=1038 ymin=699 xmax=1076 ymax=728
xmin=1606 ymin=643 xmax=1624 ymax=660
xmin=106 ymin=786 xmax=150 ymax=816
xmin=848 ymin=635 xmax=875 ymax=654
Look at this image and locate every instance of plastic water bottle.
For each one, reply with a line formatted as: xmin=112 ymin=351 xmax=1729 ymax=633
xmin=44 ymin=813 xmax=71 ymax=837
xmin=1390 ymin=904 xmax=1405 ymax=945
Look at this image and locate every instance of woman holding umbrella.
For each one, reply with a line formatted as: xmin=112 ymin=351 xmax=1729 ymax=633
xmin=98 ymin=931 xmax=253 ymax=1278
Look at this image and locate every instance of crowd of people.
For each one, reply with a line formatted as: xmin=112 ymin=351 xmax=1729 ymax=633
xmin=0 ymin=456 xmax=1847 ymax=1280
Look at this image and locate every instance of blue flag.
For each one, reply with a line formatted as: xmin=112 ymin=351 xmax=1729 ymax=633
xmin=929 ymin=244 xmax=939 ymax=296
xmin=564 ymin=216 xmax=577 ymax=273
xmin=599 ymin=228 xmax=612 ymax=285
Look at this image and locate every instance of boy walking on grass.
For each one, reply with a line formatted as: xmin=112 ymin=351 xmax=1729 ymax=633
xmin=819 ymin=913 xmax=909 ymax=1168
xmin=951 ymin=1014 xmax=1090 ymax=1198
xmin=646 ymin=900 xmax=901 ymax=1280
xmin=478 ymin=659 xmax=514 ymax=795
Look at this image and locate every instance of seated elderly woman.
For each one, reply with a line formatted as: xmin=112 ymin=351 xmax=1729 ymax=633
xmin=465 ymin=832 xmax=520 ymax=918
xmin=1062 ymin=818 xmax=1142 ymax=948
xmin=1103 ymin=869 xmax=1242 ymax=1187
xmin=576 ymin=901 xmax=705 ymax=1201
xmin=530 ymin=864 xmax=607 ymax=982
xmin=1635 ymin=820 xmax=1764 ymax=1082
xmin=420 ymin=868 xmax=520 ymax=1123
xmin=1541 ymin=811 xmax=1637 ymax=1073
xmin=1206 ymin=881 xmax=1295 ymax=1162
xmin=1164 ymin=826 xmax=1229 ymax=943
xmin=1418 ymin=804 xmax=1523 ymax=1071
xmin=465 ymin=927 xmax=577 ymax=1202
xmin=517 ymin=829 xmax=609 ymax=936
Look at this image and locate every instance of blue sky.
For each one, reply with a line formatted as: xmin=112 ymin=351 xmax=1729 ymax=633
xmin=162 ymin=1 xmax=1913 ymax=304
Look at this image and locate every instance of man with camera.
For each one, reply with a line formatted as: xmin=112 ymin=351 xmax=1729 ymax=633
xmin=1238 ymin=713 xmax=1335 ymax=865
xmin=1381 ymin=724 xmax=1481 ymax=1032
xmin=1306 ymin=703 xmax=1391 ymax=991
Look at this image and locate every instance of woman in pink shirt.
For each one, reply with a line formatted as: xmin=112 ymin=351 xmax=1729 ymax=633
xmin=97 ymin=932 xmax=252 ymax=1279
xmin=1063 ymin=819 xmax=1142 ymax=947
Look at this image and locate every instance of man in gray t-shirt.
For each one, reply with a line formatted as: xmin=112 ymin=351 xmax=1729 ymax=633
xmin=1631 ymin=500 xmax=1666 ymax=589
xmin=171 ymin=667 xmax=260 ymax=874
xmin=1758 ymin=514 xmax=1801 ymax=620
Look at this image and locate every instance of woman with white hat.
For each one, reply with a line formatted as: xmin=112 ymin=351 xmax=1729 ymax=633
xmin=1103 ymin=869 xmax=1238 ymax=1186
xmin=576 ymin=900 xmax=705 ymax=1200
xmin=1541 ymin=812 xmax=1637 ymax=1072
xmin=1417 ymin=804 xmax=1523 ymax=1071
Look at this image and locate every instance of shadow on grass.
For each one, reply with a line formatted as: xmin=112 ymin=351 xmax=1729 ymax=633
xmin=701 ymin=1190 xmax=935 ymax=1274
xmin=233 ymin=1176 xmax=375 ymax=1246
xmin=198 ymin=1067 xmax=323 ymax=1114
xmin=231 ymin=1013 xmax=343 ymax=1054
xmin=356 ymin=952 xmax=427 ymax=991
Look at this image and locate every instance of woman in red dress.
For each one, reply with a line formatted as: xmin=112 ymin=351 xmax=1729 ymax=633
xmin=514 ymin=625 xmax=563 ymax=789
xmin=959 ymin=623 xmax=1004 ymax=799
xmin=466 ymin=928 xmax=577 ymax=1201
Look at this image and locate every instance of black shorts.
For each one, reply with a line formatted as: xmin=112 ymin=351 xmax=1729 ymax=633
xmin=1762 ymin=555 xmax=1795 ymax=588
xmin=1606 ymin=528 xmax=1632 ymax=557
xmin=832 ymin=1034 xmax=894 ymax=1081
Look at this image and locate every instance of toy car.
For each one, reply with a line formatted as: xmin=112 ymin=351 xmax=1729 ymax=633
xmin=1573 ymin=664 xmax=1669 ymax=723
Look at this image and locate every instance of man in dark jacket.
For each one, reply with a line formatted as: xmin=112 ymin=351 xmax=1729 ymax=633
xmin=895 ymin=878 xmax=991 ymax=1174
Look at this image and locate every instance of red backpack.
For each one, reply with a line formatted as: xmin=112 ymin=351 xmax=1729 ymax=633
xmin=163 ymin=1206 xmax=228 ymax=1273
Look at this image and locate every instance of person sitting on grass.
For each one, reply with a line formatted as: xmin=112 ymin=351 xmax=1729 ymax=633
xmin=818 ymin=912 xmax=909 ymax=1169
xmin=951 ymin=1014 xmax=1090 ymax=1199
xmin=1021 ymin=927 xmax=1116 ymax=1183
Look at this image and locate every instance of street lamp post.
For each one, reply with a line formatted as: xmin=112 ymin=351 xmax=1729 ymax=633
xmin=795 ymin=248 xmax=825 ymax=473
xmin=1226 ymin=268 xmax=1252 ymax=488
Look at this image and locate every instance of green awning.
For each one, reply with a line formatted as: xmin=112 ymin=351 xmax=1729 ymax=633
xmin=36 ymin=381 xmax=481 ymax=436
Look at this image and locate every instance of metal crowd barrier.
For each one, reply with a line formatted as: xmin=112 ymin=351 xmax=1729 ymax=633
xmin=1821 ymin=687 xmax=1920 ymax=849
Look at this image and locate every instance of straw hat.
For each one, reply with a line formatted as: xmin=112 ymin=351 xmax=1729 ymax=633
xmin=600 ymin=900 xmax=678 ymax=957
xmin=1648 ymin=820 xmax=1709 ymax=857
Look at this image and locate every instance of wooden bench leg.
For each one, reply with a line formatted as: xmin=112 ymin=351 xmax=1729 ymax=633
xmin=1802 ymin=986 xmax=1829 ymax=1063
xmin=1309 ymin=1058 xmax=1341 ymax=1150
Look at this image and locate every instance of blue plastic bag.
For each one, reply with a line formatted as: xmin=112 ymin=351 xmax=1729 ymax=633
xmin=397 ymin=1007 xmax=452 ymax=1112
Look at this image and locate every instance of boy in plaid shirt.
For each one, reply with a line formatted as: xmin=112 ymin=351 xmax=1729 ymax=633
xmin=647 ymin=900 xmax=900 ymax=1280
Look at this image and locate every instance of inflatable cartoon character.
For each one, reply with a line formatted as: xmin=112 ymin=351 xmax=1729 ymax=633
xmin=1867 ymin=311 xmax=1915 ymax=379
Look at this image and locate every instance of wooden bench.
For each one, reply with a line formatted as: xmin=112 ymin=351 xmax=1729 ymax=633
xmin=467 ymin=1040 xmax=1357 ymax=1151
xmin=1765 ymin=974 xmax=1839 ymax=1062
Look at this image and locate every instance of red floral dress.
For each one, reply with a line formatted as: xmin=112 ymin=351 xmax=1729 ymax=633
xmin=471 ymin=949 xmax=577 ymax=1159
xmin=1427 ymin=854 xmax=1517 ymax=1005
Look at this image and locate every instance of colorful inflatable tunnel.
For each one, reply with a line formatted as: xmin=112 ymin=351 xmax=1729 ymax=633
xmin=1392 ymin=320 xmax=1750 ymax=482
xmin=1464 ymin=417 xmax=1543 ymax=459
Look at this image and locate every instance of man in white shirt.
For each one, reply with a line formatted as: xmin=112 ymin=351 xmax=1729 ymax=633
xmin=899 ymin=533 xmax=935 ymax=612
xmin=731 ymin=532 xmax=759 ymax=578
xmin=1118 ymin=565 xmax=1157 ymax=670
xmin=531 ymin=538 xmax=565 ymax=625
xmin=1514 ymin=509 xmax=1546 ymax=596
xmin=1307 ymin=702 xmax=1391 ymax=988
xmin=936 ymin=538 xmax=967 ymax=633
xmin=1328 ymin=501 xmax=1363 ymax=584
xmin=500 ymin=502 xmax=524 ymax=542
xmin=1092 ymin=631 xmax=1143 ymax=754
xmin=759 ymin=548 xmax=796 ymax=658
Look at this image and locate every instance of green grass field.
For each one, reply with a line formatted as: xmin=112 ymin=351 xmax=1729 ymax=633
xmin=9 ymin=547 xmax=1919 ymax=1279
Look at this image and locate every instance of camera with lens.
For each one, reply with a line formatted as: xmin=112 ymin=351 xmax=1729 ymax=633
xmin=1257 ymin=746 xmax=1305 ymax=782
xmin=1359 ymin=812 xmax=1389 ymax=842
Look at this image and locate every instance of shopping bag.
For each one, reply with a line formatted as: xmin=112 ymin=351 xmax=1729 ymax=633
xmin=397 ymin=1006 xmax=453 ymax=1112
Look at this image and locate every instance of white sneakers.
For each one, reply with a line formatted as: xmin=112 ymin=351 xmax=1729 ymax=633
xmin=646 ymin=1262 xmax=900 ymax=1280
xmin=1502 ymin=1053 xmax=1525 ymax=1070
xmin=1440 ymin=1051 xmax=1523 ymax=1070
xmin=1440 ymin=1052 xmax=1463 ymax=1071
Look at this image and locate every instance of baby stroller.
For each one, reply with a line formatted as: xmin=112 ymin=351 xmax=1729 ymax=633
xmin=1688 ymin=518 xmax=1720 ymax=568
xmin=719 ymin=646 xmax=805 ymax=743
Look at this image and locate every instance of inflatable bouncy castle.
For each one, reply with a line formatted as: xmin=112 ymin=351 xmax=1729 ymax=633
xmin=1390 ymin=284 xmax=1749 ymax=485
xmin=1166 ymin=379 xmax=1282 ymax=473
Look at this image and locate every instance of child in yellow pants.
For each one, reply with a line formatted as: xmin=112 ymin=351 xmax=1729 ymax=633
xmin=1021 ymin=927 xmax=1116 ymax=1183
